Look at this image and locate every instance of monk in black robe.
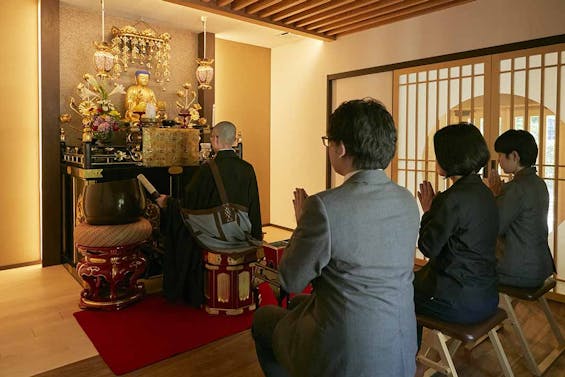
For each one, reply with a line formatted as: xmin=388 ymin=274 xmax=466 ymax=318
xmin=157 ymin=121 xmax=262 ymax=307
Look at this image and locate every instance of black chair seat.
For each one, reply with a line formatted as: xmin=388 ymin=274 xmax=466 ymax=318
xmin=417 ymin=308 xmax=507 ymax=343
xmin=498 ymin=277 xmax=556 ymax=301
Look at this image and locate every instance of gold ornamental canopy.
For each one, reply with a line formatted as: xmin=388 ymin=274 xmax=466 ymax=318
xmin=111 ymin=22 xmax=171 ymax=84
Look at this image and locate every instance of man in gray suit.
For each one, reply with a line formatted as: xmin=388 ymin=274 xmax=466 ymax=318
xmin=252 ymin=98 xmax=420 ymax=377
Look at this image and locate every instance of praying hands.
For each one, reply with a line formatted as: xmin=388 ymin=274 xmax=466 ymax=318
xmin=417 ymin=180 xmax=436 ymax=212
xmin=292 ymin=188 xmax=308 ymax=222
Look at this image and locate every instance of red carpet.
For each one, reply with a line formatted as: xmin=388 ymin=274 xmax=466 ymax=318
xmin=73 ymin=284 xmax=278 ymax=375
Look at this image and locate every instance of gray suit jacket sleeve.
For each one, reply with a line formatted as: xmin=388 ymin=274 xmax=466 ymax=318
xmin=278 ymin=195 xmax=331 ymax=293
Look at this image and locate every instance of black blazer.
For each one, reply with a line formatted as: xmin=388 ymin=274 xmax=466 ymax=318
xmin=414 ymin=174 xmax=499 ymax=308
xmin=181 ymin=150 xmax=263 ymax=240
xmin=496 ymin=167 xmax=555 ymax=287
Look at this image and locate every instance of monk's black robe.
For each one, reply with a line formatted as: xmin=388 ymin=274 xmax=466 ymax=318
xmin=161 ymin=150 xmax=263 ymax=307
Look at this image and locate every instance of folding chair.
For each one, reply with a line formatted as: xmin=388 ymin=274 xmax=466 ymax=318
xmin=499 ymin=277 xmax=565 ymax=376
xmin=417 ymin=308 xmax=514 ymax=377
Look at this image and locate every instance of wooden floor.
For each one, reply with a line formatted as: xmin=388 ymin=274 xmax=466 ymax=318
xmin=2 ymin=225 xmax=565 ymax=377
xmin=0 ymin=264 xmax=98 ymax=376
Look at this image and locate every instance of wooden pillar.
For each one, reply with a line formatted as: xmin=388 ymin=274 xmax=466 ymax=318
xmin=198 ymin=32 xmax=215 ymax=128
xmin=41 ymin=0 xmax=62 ymax=266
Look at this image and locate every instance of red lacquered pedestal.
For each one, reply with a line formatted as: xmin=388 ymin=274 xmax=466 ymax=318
xmin=202 ymin=247 xmax=263 ymax=315
xmin=76 ymin=243 xmax=146 ymax=310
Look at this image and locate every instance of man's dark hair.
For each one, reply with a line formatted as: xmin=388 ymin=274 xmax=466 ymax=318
xmin=433 ymin=122 xmax=490 ymax=177
xmin=328 ymin=98 xmax=396 ymax=170
xmin=494 ymin=129 xmax=538 ymax=167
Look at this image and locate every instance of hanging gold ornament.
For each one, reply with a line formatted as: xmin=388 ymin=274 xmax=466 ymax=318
xmin=111 ymin=23 xmax=171 ymax=87
xmin=196 ymin=16 xmax=214 ymax=90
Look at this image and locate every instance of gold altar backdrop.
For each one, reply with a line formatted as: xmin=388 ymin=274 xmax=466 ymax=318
xmin=0 ymin=0 xmax=40 ymax=267
xmin=59 ymin=5 xmax=199 ymax=140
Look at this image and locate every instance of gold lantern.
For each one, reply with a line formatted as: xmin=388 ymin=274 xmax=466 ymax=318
xmin=93 ymin=0 xmax=116 ymax=77
xmin=196 ymin=58 xmax=214 ymax=90
xmin=93 ymin=42 xmax=116 ymax=78
xmin=196 ymin=16 xmax=214 ymax=90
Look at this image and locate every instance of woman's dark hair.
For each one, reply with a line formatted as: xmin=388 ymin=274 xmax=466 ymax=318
xmin=433 ymin=122 xmax=490 ymax=177
xmin=328 ymin=98 xmax=396 ymax=169
xmin=494 ymin=129 xmax=538 ymax=167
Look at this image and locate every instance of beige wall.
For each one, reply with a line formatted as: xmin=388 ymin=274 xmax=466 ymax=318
xmin=0 ymin=1 xmax=40 ymax=267
xmin=270 ymin=0 xmax=565 ymax=228
xmin=215 ymin=39 xmax=270 ymax=224
xmin=331 ymin=72 xmax=394 ymax=187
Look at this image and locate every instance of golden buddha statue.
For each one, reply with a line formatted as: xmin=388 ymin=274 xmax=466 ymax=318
xmin=125 ymin=70 xmax=157 ymax=122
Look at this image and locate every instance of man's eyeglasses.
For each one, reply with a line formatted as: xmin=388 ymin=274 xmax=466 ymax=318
xmin=321 ymin=136 xmax=330 ymax=147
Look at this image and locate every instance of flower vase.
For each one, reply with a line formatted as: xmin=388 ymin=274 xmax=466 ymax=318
xmin=178 ymin=112 xmax=190 ymax=128
xmin=93 ymin=131 xmax=112 ymax=146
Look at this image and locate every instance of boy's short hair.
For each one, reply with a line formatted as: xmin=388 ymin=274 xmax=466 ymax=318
xmin=494 ymin=129 xmax=538 ymax=167
xmin=434 ymin=122 xmax=490 ymax=177
xmin=328 ymin=98 xmax=396 ymax=170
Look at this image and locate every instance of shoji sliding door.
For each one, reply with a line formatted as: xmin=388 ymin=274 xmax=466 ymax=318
xmin=393 ymin=57 xmax=491 ymax=200
xmin=394 ymin=43 xmax=565 ymax=296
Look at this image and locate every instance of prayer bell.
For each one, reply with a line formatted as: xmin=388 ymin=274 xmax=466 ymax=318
xmin=82 ymin=179 xmax=144 ymax=225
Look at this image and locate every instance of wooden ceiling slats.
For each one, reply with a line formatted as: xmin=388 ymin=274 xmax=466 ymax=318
xmin=303 ymin=0 xmax=407 ymax=31
xmin=294 ymin=0 xmax=384 ymax=28
xmin=216 ymin=0 xmax=235 ymax=7
xmin=247 ymin=0 xmax=282 ymax=14
xmin=258 ymin=0 xmax=306 ymax=18
xmin=282 ymin=0 xmax=355 ymax=24
xmin=168 ymin=0 xmax=474 ymax=40
xmin=327 ymin=0 xmax=471 ymax=35
xmin=313 ymin=0 xmax=430 ymax=33
xmin=232 ymin=0 xmax=261 ymax=11
xmin=271 ymin=0 xmax=330 ymax=22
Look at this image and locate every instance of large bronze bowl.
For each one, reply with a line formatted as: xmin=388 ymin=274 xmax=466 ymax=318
xmin=83 ymin=179 xmax=144 ymax=225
